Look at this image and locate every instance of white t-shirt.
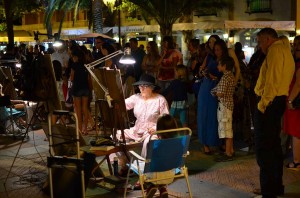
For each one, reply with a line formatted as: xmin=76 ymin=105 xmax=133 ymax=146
xmin=51 ymin=50 xmax=69 ymax=68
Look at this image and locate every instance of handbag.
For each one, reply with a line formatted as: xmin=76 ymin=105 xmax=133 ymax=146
xmin=292 ymin=92 xmax=300 ymax=108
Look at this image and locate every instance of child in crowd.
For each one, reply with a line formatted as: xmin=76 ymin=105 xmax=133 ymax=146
xmin=145 ymin=114 xmax=178 ymax=198
xmin=123 ymin=66 xmax=136 ymax=98
xmin=211 ymin=57 xmax=236 ymax=162
xmin=163 ymin=65 xmax=188 ymax=127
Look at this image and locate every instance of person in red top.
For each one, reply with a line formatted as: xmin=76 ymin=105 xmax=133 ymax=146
xmin=284 ymin=35 xmax=300 ymax=171
xmin=157 ymin=36 xmax=181 ymax=91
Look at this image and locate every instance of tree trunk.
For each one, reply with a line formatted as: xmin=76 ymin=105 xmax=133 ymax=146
xmin=58 ymin=10 xmax=67 ymax=39
xmin=159 ymin=22 xmax=173 ymax=38
xmin=3 ymin=0 xmax=14 ymax=46
xmin=92 ymin=0 xmax=104 ymax=33
xmin=179 ymin=12 xmax=194 ymax=44
xmin=179 ymin=12 xmax=194 ymax=64
xmin=46 ymin=25 xmax=53 ymax=39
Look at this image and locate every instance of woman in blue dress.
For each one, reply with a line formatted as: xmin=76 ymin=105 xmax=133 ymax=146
xmin=197 ymin=35 xmax=222 ymax=154
xmin=197 ymin=37 xmax=240 ymax=154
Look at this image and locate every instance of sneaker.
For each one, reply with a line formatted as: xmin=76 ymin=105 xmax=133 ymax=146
xmin=145 ymin=185 xmax=157 ymax=198
xmin=159 ymin=186 xmax=168 ymax=198
xmin=215 ymin=154 xmax=234 ymax=162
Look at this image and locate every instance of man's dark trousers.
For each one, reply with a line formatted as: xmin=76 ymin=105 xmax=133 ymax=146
xmin=254 ymin=96 xmax=286 ymax=198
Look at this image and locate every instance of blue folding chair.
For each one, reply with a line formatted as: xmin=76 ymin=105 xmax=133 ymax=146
xmin=124 ymin=127 xmax=192 ymax=198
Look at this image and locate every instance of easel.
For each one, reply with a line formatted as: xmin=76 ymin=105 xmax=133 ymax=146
xmin=3 ymin=54 xmax=62 ymax=188
xmin=90 ymin=68 xmax=141 ymax=164
xmin=91 ymin=68 xmax=129 ymax=142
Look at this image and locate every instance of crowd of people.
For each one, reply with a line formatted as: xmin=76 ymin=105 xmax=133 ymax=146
xmin=1 ymin=28 xmax=300 ymax=198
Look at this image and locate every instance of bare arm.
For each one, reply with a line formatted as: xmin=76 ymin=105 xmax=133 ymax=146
xmin=70 ymin=68 xmax=74 ymax=81
xmin=287 ymin=68 xmax=300 ymax=109
xmin=229 ymin=48 xmax=240 ymax=84
xmin=141 ymin=55 xmax=147 ymax=71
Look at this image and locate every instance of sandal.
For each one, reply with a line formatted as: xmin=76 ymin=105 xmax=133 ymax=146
xmin=159 ymin=186 xmax=168 ymax=198
xmin=286 ymin=162 xmax=300 ymax=171
xmin=145 ymin=185 xmax=157 ymax=198
xmin=133 ymin=181 xmax=142 ymax=190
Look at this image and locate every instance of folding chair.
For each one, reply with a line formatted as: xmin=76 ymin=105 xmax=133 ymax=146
xmin=124 ymin=127 xmax=192 ymax=198
xmin=0 ymin=95 xmax=27 ymax=136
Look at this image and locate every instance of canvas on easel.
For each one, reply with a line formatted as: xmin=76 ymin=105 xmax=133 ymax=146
xmin=43 ymin=54 xmax=62 ymax=112
xmin=92 ymin=67 xmax=129 ymax=141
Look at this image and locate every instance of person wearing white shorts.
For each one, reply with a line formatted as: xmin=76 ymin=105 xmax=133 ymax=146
xmin=211 ymin=54 xmax=236 ymax=162
xmin=217 ymin=102 xmax=233 ymax=139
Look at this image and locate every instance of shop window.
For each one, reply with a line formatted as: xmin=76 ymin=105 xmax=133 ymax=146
xmin=245 ymin=0 xmax=272 ymax=14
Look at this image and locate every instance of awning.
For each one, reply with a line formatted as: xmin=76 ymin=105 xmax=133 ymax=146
xmin=193 ymin=21 xmax=224 ymax=30
xmin=103 ymin=21 xmax=225 ymax=34
xmin=0 ymin=30 xmax=32 ymax=37
xmin=104 ymin=25 xmax=160 ymax=34
xmin=0 ymin=30 xmax=34 ymax=42
xmin=225 ymin=20 xmax=295 ymax=31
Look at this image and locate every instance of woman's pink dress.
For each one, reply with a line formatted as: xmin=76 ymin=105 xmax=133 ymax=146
xmin=117 ymin=93 xmax=169 ymax=141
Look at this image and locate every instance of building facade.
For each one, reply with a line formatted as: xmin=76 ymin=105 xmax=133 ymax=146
xmin=0 ymin=0 xmax=298 ymax=57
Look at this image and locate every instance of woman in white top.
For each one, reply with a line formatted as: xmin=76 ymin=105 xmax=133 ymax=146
xmin=115 ymin=74 xmax=169 ymax=174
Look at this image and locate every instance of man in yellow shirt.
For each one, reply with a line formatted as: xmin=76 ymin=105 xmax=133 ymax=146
xmin=253 ymin=28 xmax=294 ymax=197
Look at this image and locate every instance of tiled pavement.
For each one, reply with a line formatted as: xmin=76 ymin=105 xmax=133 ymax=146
xmin=1 ymin=128 xmax=300 ymax=198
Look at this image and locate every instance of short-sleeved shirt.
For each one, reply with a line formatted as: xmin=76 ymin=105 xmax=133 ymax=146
xmin=211 ymin=71 xmax=235 ymax=111
xmin=117 ymin=94 xmax=169 ymax=141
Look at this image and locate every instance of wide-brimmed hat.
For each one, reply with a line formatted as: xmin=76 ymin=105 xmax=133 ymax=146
xmin=133 ymin=74 xmax=160 ymax=89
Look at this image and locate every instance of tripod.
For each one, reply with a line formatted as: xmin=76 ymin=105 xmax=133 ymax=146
xmin=4 ymin=100 xmax=48 ymax=187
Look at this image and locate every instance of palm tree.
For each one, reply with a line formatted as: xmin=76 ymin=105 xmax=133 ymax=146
xmin=44 ymin=0 xmax=84 ymax=38
xmin=92 ymin=0 xmax=104 ymax=33
xmin=44 ymin=0 xmax=107 ymax=36
xmin=2 ymin=0 xmax=14 ymax=45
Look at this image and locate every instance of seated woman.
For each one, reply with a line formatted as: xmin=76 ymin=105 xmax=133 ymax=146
xmin=0 ymin=84 xmax=27 ymax=132
xmin=115 ymin=74 xmax=169 ymax=175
